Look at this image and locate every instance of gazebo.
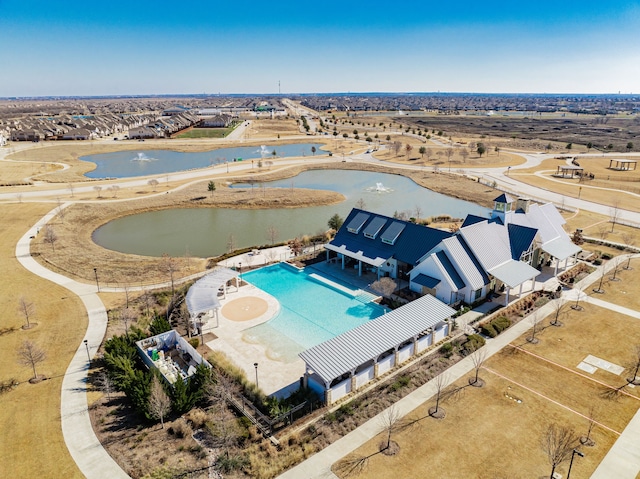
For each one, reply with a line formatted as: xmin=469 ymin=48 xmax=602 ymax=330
xmin=555 ymin=165 xmax=583 ymax=178
xmin=185 ymin=267 xmax=240 ymax=331
xmin=608 ymin=159 xmax=637 ymax=171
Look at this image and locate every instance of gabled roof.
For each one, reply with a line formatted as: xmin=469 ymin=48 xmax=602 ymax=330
xmin=461 ymin=214 xmax=486 ymax=228
xmin=494 ymin=193 xmax=514 ymax=203
xmin=329 ymin=209 xmax=452 ymax=266
xmin=299 ymin=294 xmax=455 ymax=384
xmin=507 ymin=223 xmax=538 ymax=260
xmin=435 ymin=251 xmax=466 ymax=290
xmin=489 ymin=260 xmax=540 ymax=288
xmin=442 ymin=236 xmax=489 ymax=290
xmin=459 ymin=221 xmax=512 ymax=271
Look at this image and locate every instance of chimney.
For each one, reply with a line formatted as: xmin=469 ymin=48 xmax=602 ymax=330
xmin=516 ymin=198 xmax=531 ymax=213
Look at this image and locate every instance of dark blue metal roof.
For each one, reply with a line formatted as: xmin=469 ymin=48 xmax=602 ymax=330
xmin=435 ymin=250 xmax=466 ymax=289
xmin=413 ymin=273 xmax=441 ymax=289
xmin=330 ymin=209 xmax=453 ymax=266
xmin=507 ymin=223 xmax=538 ymax=261
xmin=461 ymin=214 xmax=487 ymax=228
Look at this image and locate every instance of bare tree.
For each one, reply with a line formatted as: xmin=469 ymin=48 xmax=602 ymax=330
xmin=119 ymin=307 xmax=136 ymax=335
xmin=580 ymin=405 xmax=598 ymax=447
xmin=18 ymin=296 xmax=36 ymax=330
xmin=425 ymin=147 xmax=432 ymax=161
xmin=429 ymin=373 xmax=448 ymax=418
xmin=460 ymin=148 xmax=469 ymax=163
xmin=446 ymin=147 xmax=454 ymax=170
xmin=392 ymin=140 xmax=402 ymax=157
xmin=610 ymin=200 xmax=621 ymax=233
xmin=609 ymin=256 xmax=623 ymax=282
xmin=207 ymin=405 xmax=241 ymax=458
xmin=148 ymin=375 xmax=171 ymax=429
xmin=148 ymin=179 xmax=159 ymax=191
xmin=17 ymin=340 xmax=46 ymax=381
xmin=161 ymin=253 xmax=177 ymax=295
xmin=355 ymin=197 xmax=367 ymax=210
xmin=625 ymin=345 xmax=640 ymax=386
xmin=379 ymin=405 xmax=402 ymax=454
xmin=592 ymin=267 xmax=607 ymax=295
xmin=140 ymin=289 xmax=155 ymax=319
xmin=570 ymin=282 xmax=586 ymax=311
xmin=405 ymin=143 xmax=413 ymax=159
xmin=109 ymin=185 xmax=120 ymax=198
xmin=43 ymin=225 xmax=58 ymax=251
xmin=93 ymin=185 xmax=102 ymax=198
xmin=527 ymin=311 xmax=543 ymax=344
xmin=265 ymin=248 xmax=278 ymax=265
xmin=226 ymin=233 xmax=236 ymax=254
xmin=596 ymin=224 xmax=609 ymax=240
xmin=550 ymin=299 xmax=566 ymax=326
xmin=56 ymin=198 xmax=65 ymax=223
xmin=97 ymin=370 xmax=115 ymax=402
xmin=413 ymin=204 xmax=423 ymax=222
xmin=266 ymin=226 xmax=278 ymax=245
xmin=16 ymin=193 xmax=23 ymax=203
xmin=370 ymin=277 xmax=397 ymax=300
xmin=621 ymin=232 xmax=635 ymax=270
xmin=541 ymin=423 xmax=579 ymax=479
xmin=67 ymin=182 xmax=75 ymax=197
xmin=469 ymin=348 xmax=488 ymax=387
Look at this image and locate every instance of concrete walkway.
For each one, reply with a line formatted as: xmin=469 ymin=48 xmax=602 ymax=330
xmin=15 ymin=206 xmax=130 ymax=478
xmin=278 ymin=256 xmax=640 ymax=479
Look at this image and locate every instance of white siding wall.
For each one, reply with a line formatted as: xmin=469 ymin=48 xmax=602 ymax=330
xmin=411 ymin=256 xmax=455 ymax=304
xmin=434 ymin=323 xmax=449 ymax=342
xmin=417 ymin=333 xmax=433 ymax=353
xmin=398 ymin=343 xmax=414 ymax=364
xmin=331 ymin=378 xmax=352 ymax=402
xmin=377 ymin=354 xmax=395 ymax=376
xmin=355 ymin=365 xmax=375 ymax=389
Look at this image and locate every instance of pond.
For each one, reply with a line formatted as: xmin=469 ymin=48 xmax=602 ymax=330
xmin=92 ymin=169 xmax=489 ymax=258
xmin=82 ymin=143 xmax=327 ymax=178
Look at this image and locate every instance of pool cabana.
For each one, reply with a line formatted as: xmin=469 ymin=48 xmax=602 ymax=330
xmin=608 ymin=159 xmax=637 ymax=171
xmin=300 ymin=294 xmax=455 ymax=405
xmin=186 ymin=267 xmax=240 ymax=331
xmin=555 ymin=165 xmax=583 ymax=178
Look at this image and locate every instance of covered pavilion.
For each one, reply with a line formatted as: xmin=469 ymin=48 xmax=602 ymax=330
xmin=608 ymin=159 xmax=638 ymax=171
xmin=555 ymin=164 xmax=583 ymax=178
xmin=185 ymin=267 xmax=240 ymax=331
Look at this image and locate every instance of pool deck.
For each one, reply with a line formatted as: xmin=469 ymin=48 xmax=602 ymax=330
xmin=203 ymin=281 xmax=305 ymax=398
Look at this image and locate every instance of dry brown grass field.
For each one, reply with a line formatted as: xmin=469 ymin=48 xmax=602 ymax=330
xmin=336 ymin=301 xmax=640 ymax=479
xmin=0 ymin=203 xmax=86 ymax=478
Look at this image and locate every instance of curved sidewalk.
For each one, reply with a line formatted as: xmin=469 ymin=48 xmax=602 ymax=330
xmin=15 ymin=206 xmax=130 ymax=479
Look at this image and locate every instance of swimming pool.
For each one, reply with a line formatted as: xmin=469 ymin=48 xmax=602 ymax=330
xmin=241 ymin=263 xmax=387 ymax=362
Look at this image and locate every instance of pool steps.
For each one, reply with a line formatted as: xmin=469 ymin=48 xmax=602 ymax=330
xmin=308 ymin=273 xmax=379 ymax=303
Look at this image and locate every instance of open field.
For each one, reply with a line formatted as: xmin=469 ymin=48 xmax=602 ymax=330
xmin=337 ymin=300 xmax=640 ymax=479
xmin=403 ymin=115 xmax=640 ymax=153
xmin=0 ymin=203 xmax=87 ymax=479
xmin=173 ymin=126 xmax=238 ymax=139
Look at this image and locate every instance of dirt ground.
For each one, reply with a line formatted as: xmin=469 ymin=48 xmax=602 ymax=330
xmin=337 ymin=300 xmax=640 ymax=479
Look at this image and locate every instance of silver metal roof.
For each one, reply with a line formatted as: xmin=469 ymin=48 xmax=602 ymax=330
xmin=347 ymin=212 xmax=370 ymax=233
xmin=488 ymin=260 xmax=540 ymax=288
xmin=185 ymin=267 xmax=239 ymax=317
xmin=442 ymin=236 xmax=487 ymax=290
xmin=299 ymin=294 xmax=455 ymax=385
xmin=542 ymin=237 xmax=582 ymax=260
xmin=459 ymin=221 xmax=511 ymax=271
xmin=324 ymin=242 xmax=389 ymax=267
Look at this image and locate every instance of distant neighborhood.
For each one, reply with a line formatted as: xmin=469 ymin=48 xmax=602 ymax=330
xmin=0 ymin=96 xmax=286 ymax=143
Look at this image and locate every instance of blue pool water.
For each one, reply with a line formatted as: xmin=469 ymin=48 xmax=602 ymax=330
xmin=241 ymin=263 xmax=386 ymax=362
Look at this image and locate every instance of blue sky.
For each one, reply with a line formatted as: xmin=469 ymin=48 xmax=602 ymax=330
xmin=1 ymin=0 xmax=639 ymax=96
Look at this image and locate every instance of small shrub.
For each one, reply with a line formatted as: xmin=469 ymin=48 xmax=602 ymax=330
xmin=439 ymin=342 xmax=454 ymax=358
xmin=534 ymin=297 xmax=549 ymax=308
xmin=390 ymin=375 xmax=411 ymax=391
xmin=462 ymin=334 xmax=486 ymax=354
xmin=480 ymin=323 xmax=498 ymax=338
xmin=490 ymin=316 xmax=511 ymax=333
xmin=188 ymin=338 xmax=199 ymax=349
xmin=185 ymin=408 xmax=209 ymax=429
xmin=173 ymin=419 xmax=192 ymax=439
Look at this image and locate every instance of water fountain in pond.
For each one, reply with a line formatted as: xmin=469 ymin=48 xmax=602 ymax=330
xmin=365 ymin=182 xmax=393 ymax=193
xmin=259 ymin=145 xmax=270 ymax=158
xmin=130 ymin=152 xmax=157 ymax=162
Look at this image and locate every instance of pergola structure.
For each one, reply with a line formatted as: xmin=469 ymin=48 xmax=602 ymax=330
xmin=300 ymin=294 xmax=455 ymax=405
xmin=555 ymin=165 xmax=583 ymax=178
xmin=608 ymin=159 xmax=638 ymax=171
xmin=185 ymin=267 xmax=240 ymax=331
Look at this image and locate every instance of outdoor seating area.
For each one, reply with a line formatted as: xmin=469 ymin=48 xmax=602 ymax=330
xmin=136 ymin=329 xmax=210 ymax=385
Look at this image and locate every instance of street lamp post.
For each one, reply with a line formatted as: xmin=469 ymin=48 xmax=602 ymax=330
xmin=254 ymin=362 xmax=259 ymax=388
xmin=566 ymin=449 xmax=584 ymax=479
xmin=83 ymin=339 xmax=91 ymax=362
xmin=93 ymin=268 xmax=100 ymax=292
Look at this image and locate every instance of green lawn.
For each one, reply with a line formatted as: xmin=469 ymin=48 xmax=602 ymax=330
xmin=175 ymin=124 xmax=239 ymax=139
